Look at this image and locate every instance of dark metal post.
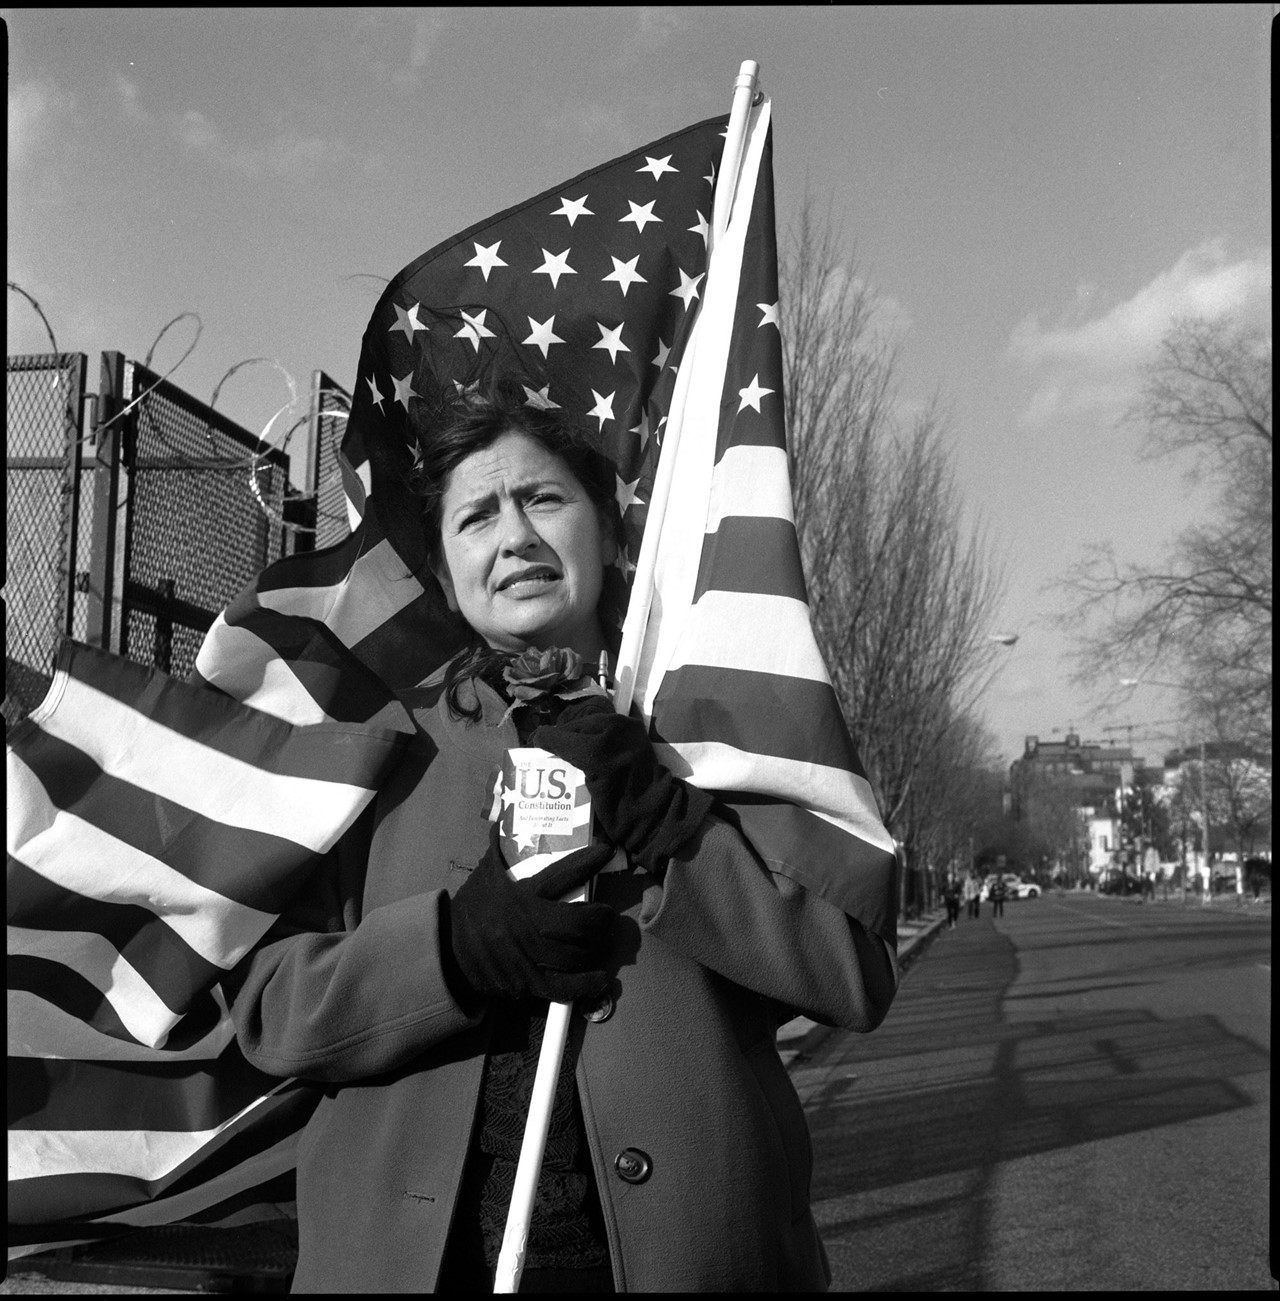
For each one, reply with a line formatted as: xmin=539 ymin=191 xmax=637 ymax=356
xmin=153 ymin=578 xmax=174 ymax=674
xmin=57 ymin=354 xmax=88 ymax=642
xmin=85 ymin=352 xmax=126 ymax=653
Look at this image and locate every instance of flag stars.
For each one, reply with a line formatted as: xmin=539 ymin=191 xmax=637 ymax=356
xmin=367 ymin=374 xmax=386 ymax=412
xmin=757 ymin=301 xmax=780 ymax=328
xmin=737 ymin=373 xmax=775 ymax=413
xmin=587 ymin=389 xmax=616 ymax=430
xmin=603 ymin=254 xmax=647 ymax=296
xmin=523 ymin=314 xmax=564 ymax=358
xmin=464 ymin=240 xmax=508 ymax=281
xmin=688 ymin=211 xmax=710 ymax=248
xmin=613 ymin=546 xmax=637 ymax=582
xmin=389 ymin=301 xmax=426 ymax=341
xmin=533 ymin=248 xmax=577 ymax=289
xmin=522 ymin=384 xmax=560 ymax=410
xmin=392 ymin=371 xmax=420 ymax=410
xmin=593 ymin=322 xmax=630 ymax=364
xmin=651 ymin=338 xmax=671 ymax=370
xmin=455 ymin=309 xmax=496 ymax=352
xmin=629 ymin=410 xmax=653 ymax=450
xmin=637 ymin=154 xmax=677 ymax=181
xmin=669 ymin=268 xmax=704 ymax=310
xmin=615 ymin=473 xmax=645 ymax=514
xmin=551 ymin=195 xmax=594 ymax=225
xmin=620 ymin=199 xmax=662 ymax=233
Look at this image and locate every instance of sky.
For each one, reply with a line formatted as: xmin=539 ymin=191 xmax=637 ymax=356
xmin=6 ymin=6 xmax=1272 ymax=768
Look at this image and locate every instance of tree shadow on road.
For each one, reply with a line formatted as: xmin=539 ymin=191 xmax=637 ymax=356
xmin=800 ymin=918 xmax=1269 ymax=1291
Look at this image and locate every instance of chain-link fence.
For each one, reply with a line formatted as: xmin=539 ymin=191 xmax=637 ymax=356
xmin=121 ymin=360 xmax=295 ymax=682
xmin=4 ymin=353 xmax=87 ymax=725
xmin=5 ymin=351 xmax=309 ymax=725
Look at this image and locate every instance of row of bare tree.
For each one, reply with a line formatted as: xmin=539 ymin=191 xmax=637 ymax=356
xmin=1063 ymin=315 xmax=1272 ymax=752
xmin=779 ymin=205 xmax=1008 ymax=913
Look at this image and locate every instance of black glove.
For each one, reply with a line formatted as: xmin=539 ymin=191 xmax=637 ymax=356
xmin=443 ymin=822 xmax=615 ymax=1007
xmin=530 ymin=696 xmax=713 ymax=878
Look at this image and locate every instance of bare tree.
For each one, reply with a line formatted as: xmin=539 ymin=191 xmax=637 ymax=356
xmin=902 ymin=707 xmax=1004 ymax=905
xmin=779 ymin=199 xmax=1007 ymax=904
xmin=1008 ymin=764 xmax=1094 ymax=882
xmin=1061 ymin=316 xmax=1272 ymax=741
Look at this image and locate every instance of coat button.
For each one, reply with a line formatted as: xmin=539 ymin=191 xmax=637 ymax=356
xmin=581 ymin=993 xmax=614 ymax=1023
xmin=614 ymin=1148 xmax=652 ymax=1185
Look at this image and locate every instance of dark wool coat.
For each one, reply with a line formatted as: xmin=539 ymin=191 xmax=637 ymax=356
xmin=230 ymin=673 xmax=898 ymax=1293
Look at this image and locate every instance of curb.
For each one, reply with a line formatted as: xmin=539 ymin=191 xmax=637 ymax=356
xmin=779 ymin=911 xmax=949 ymax=1070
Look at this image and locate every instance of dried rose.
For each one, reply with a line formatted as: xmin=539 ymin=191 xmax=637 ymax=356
xmin=502 ymin=647 xmax=585 ymax=701
xmin=498 ymin=646 xmax=608 ymax=723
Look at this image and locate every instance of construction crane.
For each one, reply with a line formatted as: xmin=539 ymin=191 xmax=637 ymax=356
xmin=1100 ymin=720 xmax=1183 ymax=754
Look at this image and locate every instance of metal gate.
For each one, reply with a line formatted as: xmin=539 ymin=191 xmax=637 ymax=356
xmin=4 ymin=353 xmax=88 ymax=724
xmin=5 ymin=350 xmax=307 ymax=726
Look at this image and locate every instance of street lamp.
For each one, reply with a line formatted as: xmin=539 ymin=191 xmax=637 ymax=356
xmin=988 ymin=633 xmax=1020 ymax=646
xmin=1118 ymin=677 xmax=1212 ymax=905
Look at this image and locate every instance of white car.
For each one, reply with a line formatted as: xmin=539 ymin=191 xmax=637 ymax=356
xmin=1006 ymin=879 xmax=1041 ymax=899
xmin=981 ymin=874 xmax=1041 ymax=900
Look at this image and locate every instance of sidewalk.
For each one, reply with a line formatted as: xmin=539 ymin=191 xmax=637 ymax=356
xmin=777 ymin=907 xmax=948 ymax=1068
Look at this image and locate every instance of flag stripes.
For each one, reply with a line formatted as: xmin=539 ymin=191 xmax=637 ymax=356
xmin=627 ymin=97 xmax=897 ymax=937
xmin=705 ymin=445 xmax=795 ymax=525
xmin=10 ymin=1071 xmax=309 ymax=1228
xmin=648 ymin=665 xmax=860 ymax=771
xmin=7 ymin=640 xmax=407 ymax=1239
xmin=23 ymin=671 xmax=392 ymax=846
xmin=196 ymin=534 xmax=462 ymax=725
xmin=9 ymin=988 xmax=236 ymax=1063
xmin=693 ymin=516 xmax=808 ymax=602
xmin=11 ymin=740 xmax=296 ymax=926
xmin=11 ymin=1043 xmax=284 ymax=1135
xmin=700 ymin=797 xmax=896 ymax=937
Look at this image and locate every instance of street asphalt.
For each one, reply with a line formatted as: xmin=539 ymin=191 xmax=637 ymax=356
xmin=796 ymin=888 xmax=1273 ymax=1291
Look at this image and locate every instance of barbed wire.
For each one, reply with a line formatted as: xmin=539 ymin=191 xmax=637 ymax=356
xmin=6 ymin=283 xmax=356 ymax=538
xmin=7 ymin=281 xmax=80 ymax=444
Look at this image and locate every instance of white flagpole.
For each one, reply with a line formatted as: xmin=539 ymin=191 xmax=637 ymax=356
xmin=613 ymin=57 xmax=761 ymax=718
xmin=491 ymin=60 xmax=762 ymax=1295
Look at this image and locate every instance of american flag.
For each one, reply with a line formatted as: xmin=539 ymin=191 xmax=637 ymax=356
xmin=197 ymin=98 xmax=896 ymax=932
xmin=9 ymin=96 xmax=895 ymax=1249
xmin=7 ymin=641 xmax=409 ymax=1251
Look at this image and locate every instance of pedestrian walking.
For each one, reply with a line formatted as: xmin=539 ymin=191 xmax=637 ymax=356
xmin=989 ymin=874 xmax=1007 ymax=918
xmin=963 ymin=870 xmax=981 ymax=920
xmin=943 ymin=875 xmax=962 ymax=929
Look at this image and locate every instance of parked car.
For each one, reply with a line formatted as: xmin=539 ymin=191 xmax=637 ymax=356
xmin=1099 ymin=873 xmax=1143 ymax=896
xmin=980 ymin=873 xmax=1040 ymax=900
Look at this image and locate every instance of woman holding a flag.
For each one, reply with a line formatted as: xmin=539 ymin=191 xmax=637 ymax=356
xmin=226 ymin=376 xmax=897 ymax=1294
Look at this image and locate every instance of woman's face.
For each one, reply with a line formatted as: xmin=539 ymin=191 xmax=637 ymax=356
xmin=431 ymin=429 xmax=617 ymax=657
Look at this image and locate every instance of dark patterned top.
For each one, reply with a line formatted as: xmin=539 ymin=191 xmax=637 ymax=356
xmin=447 ymin=999 xmax=609 ymax=1271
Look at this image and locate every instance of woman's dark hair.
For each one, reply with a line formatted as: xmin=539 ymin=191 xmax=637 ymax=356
xmin=406 ymin=372 xmax=625 ymax=719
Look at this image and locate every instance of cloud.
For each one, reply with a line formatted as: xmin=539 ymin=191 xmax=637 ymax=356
xmin=172 ymin=109 xmax=378 ymax=180
xmin=1007 ymin=241 xmax=1272 ymax=425
xmin=115 ymin=74 xmax=151 ymax=125
xmin=632 ymin=7 xmax=689 ymax=51
xmin=408 ymin=11 xmax=449 ymax=72
xmin=8 ymin=77 xmax=75 ymax=172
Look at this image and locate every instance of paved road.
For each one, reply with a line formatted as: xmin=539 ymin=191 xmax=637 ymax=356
xmin=797 ymin=892 xmax=1273 ymax=1291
